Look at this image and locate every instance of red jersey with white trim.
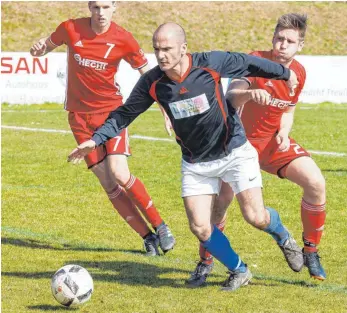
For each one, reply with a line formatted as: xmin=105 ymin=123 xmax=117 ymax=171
xmin=50 ymin=18 xmax=148 ymax=113
xmin=239 ymin=50 xmax=306 ymax=138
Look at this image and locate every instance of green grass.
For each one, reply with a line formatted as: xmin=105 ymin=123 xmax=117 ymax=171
xmin=2 ymin=103 xmax=347 ymax=313
xmin=2 ymin=1 xmax=347 ymax=55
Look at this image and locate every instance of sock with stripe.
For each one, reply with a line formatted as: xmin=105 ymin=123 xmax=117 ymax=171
xmin=201 ymin=226 xmax=246 ymax=271
xmin=124 ymin=175 xmax=163 ymax=228
xmin=263 ymin=207 xmax=289 ymax=246
xmin=199 ymin=218 xmax=226 ymax=265
xmin=108 ymin=185 xmax=152 ymax=238
xmin=301 ymin=198 xmax=326 ymax=253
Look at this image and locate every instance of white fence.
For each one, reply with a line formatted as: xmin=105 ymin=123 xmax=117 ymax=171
xmin=1 ymin=52 xmax=347 ymax=105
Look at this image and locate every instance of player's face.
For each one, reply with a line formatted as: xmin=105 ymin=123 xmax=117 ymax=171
xmin=153 ymin=35 xmax=187 ymax=72
xmin=272 ymin=28 xmax=304 ymax=65
xmin=89 ymin=1 xmax=115 ymax=28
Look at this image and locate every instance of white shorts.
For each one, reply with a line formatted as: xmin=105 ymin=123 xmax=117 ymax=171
xmin=181 ymin=141 xmax=262 ymax=197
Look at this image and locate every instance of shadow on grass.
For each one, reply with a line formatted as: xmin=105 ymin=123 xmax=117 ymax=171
xmin=1 ymin=236 xmax=143 ymax=254
xmin=2 ymin=260 xmax=222 ymax=289
xmin=322 ymin=169 xmax=347 ymax=173
xmin=253 ymin=274 xmax=347 ymax=294
xmin=27 ymin=304 xmax=78 ymax=311
xmin=3 ymin=261 xmax=347 ymax=293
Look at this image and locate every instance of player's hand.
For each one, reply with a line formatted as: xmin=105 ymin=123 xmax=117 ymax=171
xmin=67 ymin=140 xmax=96 ymax=164
xmin=286 ymin=69 xmax=298 ymax=96
xmin=276 ymin=130 xmax=290 ymax=152
xmin=164 ymin=114 xmax=173 ymax=136
xmin=250 ymin=89 xmax=272 ymax=106
xmin=30 ymin=38 xmax=47 ymax=57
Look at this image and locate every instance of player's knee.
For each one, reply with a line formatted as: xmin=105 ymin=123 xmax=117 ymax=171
xmin=189 ymin=222 xmax=211 ymax=241
xmin=243 ymin=207 xmax=269 ymax=229
xmin=306 ymin=171 xmax=326 ymax=197
xmin=109 ymin=167 xmax=130 ymax=186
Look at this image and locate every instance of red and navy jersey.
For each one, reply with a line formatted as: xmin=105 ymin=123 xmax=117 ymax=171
xmin=239 ymin=50 xmax=306 ymax=138
xmin=92 ymin=51 xmax=290 ymax=163
xmin=50 ymin=18 xmax=148 ymax=113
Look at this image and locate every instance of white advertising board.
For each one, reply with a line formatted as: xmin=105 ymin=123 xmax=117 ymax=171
xmin=1 ymin=52 xmax=347 ymax=105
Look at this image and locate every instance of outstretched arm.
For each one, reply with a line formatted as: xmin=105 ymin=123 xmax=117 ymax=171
xmin=214 ymin=52 xmax=299 ymax=96
xmin=30 ymin=36 xmax=57 ymax=57
xmin=68 ymin=75 xmax=155 ymax=163
xmin=226 ymin=79 xmax=272 ymax=109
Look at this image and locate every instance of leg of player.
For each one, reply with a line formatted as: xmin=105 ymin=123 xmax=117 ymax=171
xmin=186 ymin=182 xmax=233 ymax=287
xmin=282 ymin=156 xmax=326 ymax=280
xmin=107 ymin=154 xmax=175 ymax=253
xmin=91 ymin=160 xmax=160 ymax=256
xmin=236 ymin=187 xmax=304 ymax=272
xmin=184 ymin=194 xmax=252 ymax=291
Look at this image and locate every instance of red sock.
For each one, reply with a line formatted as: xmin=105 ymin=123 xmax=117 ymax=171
xmin=301 ymin=198 xmax=326 ymax=253
xmin=124 ymin=175 xmax=163 ymax=228
xmin=108 ymin=185 xmax=151 ymax=238
xmin=199 ymin=218 xmax=227 ymax=264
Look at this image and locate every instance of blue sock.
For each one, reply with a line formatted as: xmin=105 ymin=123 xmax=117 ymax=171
xmin=263 ymin=207 xmax=289 ymax=245
xmin=201 ymin=226 xmax=246 ymax=271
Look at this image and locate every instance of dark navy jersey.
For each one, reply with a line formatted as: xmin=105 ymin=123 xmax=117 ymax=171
xmin=92 ymin=51 xmax=290 ymax=163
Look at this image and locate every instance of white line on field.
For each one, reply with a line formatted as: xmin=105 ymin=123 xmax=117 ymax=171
xmin=1 ymin=125 xmax=174 ymax=142
xmin=299 ymin=106 xmax=347 ymax=110
xmin=2 ymin=108 xmax=161 ymax=113
xmin=2 ymin=125 xmax=346 ymax=157
xmin=308 ymin=150 xmax=346 ymax=157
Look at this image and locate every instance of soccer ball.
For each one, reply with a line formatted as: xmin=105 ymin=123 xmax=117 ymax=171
xmin=51 ymin=264 xmax=94 ymax=307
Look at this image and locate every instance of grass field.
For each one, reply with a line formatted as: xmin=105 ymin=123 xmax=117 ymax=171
xmin=1 ymin=102 xmax=347 ymax=313
xmin=1 ymin=1 xmax=347 ymax=312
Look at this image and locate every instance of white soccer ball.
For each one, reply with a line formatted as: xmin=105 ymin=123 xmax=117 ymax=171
xmin=51 ymin=264 xmax=94 ymax=307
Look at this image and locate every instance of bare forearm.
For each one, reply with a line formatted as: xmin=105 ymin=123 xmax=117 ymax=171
xmin=279 ymin=112 xmax=294 ymax=135
xmin=30 ymin=36 xmax=57 ymax=57
xmin=226 ymin=89 xmax=252 ymax=109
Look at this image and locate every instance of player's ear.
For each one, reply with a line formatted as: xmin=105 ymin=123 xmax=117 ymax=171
xmin=298 ymin=40 xmax=304 ymax=52
xmin=112 ymin=1 xmax=116 ymax=13
xmin=181 ymin=42 xmax=187 ymax=56
xmin=271 ymin=35 xmax=276 ymax=46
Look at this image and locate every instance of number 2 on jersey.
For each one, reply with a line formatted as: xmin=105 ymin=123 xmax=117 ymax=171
xmin=104 ymin=43 xmax=115 ymax=59
xmin=290 ymin=143 xmax=305 ymax=155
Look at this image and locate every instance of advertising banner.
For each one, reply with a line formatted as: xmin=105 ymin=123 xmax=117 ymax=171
xmin=1 ymin=52 xmax=347 ymax=105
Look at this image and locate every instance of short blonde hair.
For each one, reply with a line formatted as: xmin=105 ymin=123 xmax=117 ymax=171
xmin=275 ymin=13 xmax=308 ymax=40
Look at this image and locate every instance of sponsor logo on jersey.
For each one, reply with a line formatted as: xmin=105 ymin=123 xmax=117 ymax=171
xmin=169 ymin=93 xmax=210 ymax=119
xmin=268 ymin=97 xmax=292 ymax=109
xmin=265 ymin=80 xmax=273 ymax=87
xmin=74 ymin=54 xmax=108 ymax=70
xmin=74 ymin=40 xmax=83 ymax=47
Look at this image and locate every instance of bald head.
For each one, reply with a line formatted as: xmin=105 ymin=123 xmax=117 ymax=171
xmin=152 ymin=22 xmax=188 ymax=73
xmin=153 ymin=23 xmax=186 ymax=45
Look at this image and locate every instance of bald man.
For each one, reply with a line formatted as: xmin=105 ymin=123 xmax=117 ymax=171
xmin=68 ymin=23 xmax=303 ymax=291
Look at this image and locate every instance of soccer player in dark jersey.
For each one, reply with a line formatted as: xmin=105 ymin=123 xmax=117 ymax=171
xmin=188 ymin=13 xmax=326 ymax=287
xmin=30 ymin=1 xmax=175 ymax=256
xmin=68 ymin=22 xmax=302 ymax=291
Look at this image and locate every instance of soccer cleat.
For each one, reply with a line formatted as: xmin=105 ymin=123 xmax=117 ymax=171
xmin=143 ymin=233 xmax=160 ymax=256
xmin=303 ymin=250 xmax=326 ymax=280
xmin=278 ymin=236 xmax=304 ymax=272
xmin=156 ymin=223 xmax=175 ymax=253
xmin=185 ymin=261 xmax=214 ymax=288
xmin=221 ymin=266 xmax=252 ymax=291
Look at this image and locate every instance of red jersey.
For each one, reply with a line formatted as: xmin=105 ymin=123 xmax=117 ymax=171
xmin=238 ymin=50 xmax=306 ymax=138
xmin=50 ymin=18 xmax=148 ymax=113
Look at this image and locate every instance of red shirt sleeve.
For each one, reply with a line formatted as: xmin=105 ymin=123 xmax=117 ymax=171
xmin=123 ymin=33 xmax=148 ymax=69
xmin=50 ymin=21 xmax=68 ymax=47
